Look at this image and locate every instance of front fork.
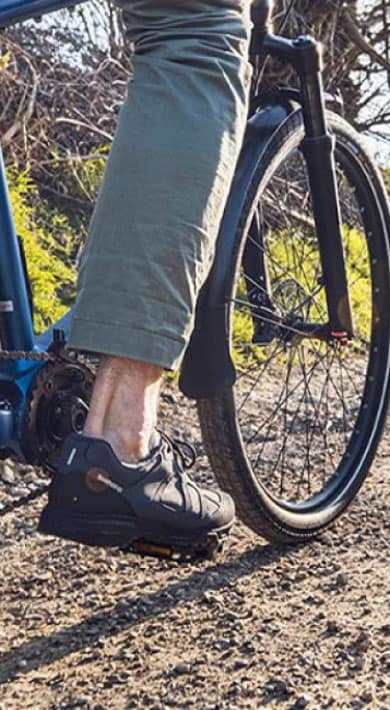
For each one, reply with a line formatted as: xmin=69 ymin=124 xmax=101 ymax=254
xmin=250 ymin=33 xmax=354 ymax=341
xmin=296 ymin=36 xmax=353 ymax=337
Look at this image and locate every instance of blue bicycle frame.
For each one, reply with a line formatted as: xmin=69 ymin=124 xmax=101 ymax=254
xmin=0 ymin=0 xmax=87 ymax=456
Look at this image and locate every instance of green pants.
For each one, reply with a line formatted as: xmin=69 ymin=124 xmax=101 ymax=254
xmin=69 ymin=0 xmax=252 ymax=369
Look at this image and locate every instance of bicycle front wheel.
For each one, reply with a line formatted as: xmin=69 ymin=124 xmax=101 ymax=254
xmin=197 ymin=111 xmax=390 ymax=542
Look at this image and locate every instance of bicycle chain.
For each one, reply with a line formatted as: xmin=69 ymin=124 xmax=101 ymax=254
xmin=0 ymin=349 xmax=55 ymax=362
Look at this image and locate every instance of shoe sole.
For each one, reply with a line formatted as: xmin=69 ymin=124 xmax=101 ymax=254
xmin=38 ymin=506 xmax=233 ymax=558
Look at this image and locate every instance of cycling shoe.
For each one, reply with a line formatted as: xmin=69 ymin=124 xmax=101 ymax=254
xmin=38 ymin=431 xmax=235 ymax=556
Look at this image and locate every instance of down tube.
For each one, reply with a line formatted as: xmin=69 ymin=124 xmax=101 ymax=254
xmin=0 ymin=147 xmax=35 ymax=351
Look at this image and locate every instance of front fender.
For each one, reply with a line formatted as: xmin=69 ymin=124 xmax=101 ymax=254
xmin=179 ymin=102 xmax=296 ymax=399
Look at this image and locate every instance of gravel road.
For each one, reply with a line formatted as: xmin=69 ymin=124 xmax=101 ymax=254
xmin=0 ymin=389 xmax=388 ymax=709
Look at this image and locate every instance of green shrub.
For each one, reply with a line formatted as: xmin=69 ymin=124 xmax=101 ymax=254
xmin=383 ymin=168 xmax=390 ymax=197
xmin=8 ymin=170 xmax=77 ymax=333
xmin=231 ymin=224 xmax=371 ymax=368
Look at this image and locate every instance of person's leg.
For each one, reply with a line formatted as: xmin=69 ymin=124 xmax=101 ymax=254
xmin=68 ymin=0 xmax=252 ymax=460
xmin=83 ymin=356 xmax=162 ymax=462
xmin=39 ymin=0 xmax=252 ymax=550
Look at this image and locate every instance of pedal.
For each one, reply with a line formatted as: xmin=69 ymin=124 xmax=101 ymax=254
xmin=131 ymin=540 xmax=175 ymax=559
xmin=123 ymin=533 xmax=225 ymax=562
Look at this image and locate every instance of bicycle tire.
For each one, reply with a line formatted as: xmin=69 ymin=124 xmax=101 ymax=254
xmin=197 ymin=110 xmax=390 ymax=542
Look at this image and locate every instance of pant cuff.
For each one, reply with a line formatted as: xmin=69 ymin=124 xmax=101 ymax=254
xmin=68 ymin=317 xmax=186 ymax=371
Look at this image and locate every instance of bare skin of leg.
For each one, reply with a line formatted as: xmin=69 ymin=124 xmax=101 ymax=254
xmin=83 ymin=356 xmax=163 ymax=463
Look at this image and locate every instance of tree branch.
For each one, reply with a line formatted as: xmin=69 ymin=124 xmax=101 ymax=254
xmin=343 ymin=8 xmax=390 ymax=74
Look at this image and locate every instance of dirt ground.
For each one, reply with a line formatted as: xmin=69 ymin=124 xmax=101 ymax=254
xmin=0 ymin=388 xmax=388 ymax=710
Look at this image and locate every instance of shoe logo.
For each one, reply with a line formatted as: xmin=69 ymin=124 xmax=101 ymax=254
xmin=85 ymin=468 xmax=123 ymax=495
xmin=85 ymin=468 xmax=108 ymax=493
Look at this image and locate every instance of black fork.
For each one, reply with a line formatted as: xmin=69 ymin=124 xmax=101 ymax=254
xmin=248 ymin=15 xmax=354 ymax=343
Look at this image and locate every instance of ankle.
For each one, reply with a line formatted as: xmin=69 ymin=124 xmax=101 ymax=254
xmin=83 ymin=355 xmax=163 ymax=463
xmin=102 ymin=428 xmax=152 ymax=463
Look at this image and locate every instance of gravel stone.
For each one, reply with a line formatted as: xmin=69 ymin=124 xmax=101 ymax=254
xmin=173 ymin=663 xmax=191 ymax=676
xmin=0 ymin=463 xmax=15 ymax=484
xmin=336 ymin=572 xmax=349 ymax=587
xmin=9 ymin=486 xmax=30 ymax=498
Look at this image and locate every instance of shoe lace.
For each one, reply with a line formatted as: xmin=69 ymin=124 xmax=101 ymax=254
xmin=159 ymin=431 xmax=196 ymax=470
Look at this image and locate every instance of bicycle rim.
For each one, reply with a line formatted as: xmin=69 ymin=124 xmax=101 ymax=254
xmin=199 ymin=112 xmax=390 ymax=537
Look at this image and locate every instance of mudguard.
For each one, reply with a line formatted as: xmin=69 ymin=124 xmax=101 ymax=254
xmin=179 ymin=101 xmax=297 ymax=399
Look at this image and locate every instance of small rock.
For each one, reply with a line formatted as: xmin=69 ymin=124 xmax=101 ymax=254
xmin=352 ymin=656 xmax=365 ymax=671
xmin=162 ymin=393 xmax=176 ymax=405
xmin=201 ymin=591 xmax=222 ymax=606
xmin=326 ymin=620 xmax=339 ymax=635
xmin=14 ymin=520 xmax=31 ymax=530
xmin=240 ymin=641 xmax=256 ymax=655
xmin=10 ymin=486 xmax=29 ymax=498
xmin=213 ymin=638 xmax=231 ymax=651
xmin=226 ymin=683 xmax=242 ymax=697
xmin=360 ymin=689 xmax=373 ymax=703
xmin=233 ymin=658 xmax=249 ymax=671
xmin=22 ymin=471 xmax=40 ymax=484
xmin=263 ymin=677 xmax=292 ymax=700
xmin=1 ymin=463 xmax=15 ymax=484
xmin=336 ymin=572 xmax=349 ymax=587
xmin=17 ymin=464 xmax=35 ymax=474
xmin=144 ymin=643 xmax=160 ymax=654
xmin=290 ymin=695 xmax=312 ymax=709
xmin=280 ymin=580 xmax=291 ymax=591
xmin=223 ymin=610 xmax=241 ymax=622
xmin=174 ymin=663 xmax=191 ymax=675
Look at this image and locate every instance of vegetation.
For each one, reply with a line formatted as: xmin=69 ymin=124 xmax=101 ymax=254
xmin=272 ymin=0 xmax=390 ymax=140
xmin=232 ymin=221 xmax=371 ymax=372
xmin=8 ymin=170 xmax=76 ymax=333
xmin=383 ymin=168 xmax=390 ymax=195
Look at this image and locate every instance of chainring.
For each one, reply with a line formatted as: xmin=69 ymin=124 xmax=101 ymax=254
xmin=26 ymin=357 xmax=94 ymax=469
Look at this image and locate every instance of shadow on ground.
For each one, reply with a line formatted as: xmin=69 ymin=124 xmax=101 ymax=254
xmin=0 ymin=540 xmax=302 ymax=684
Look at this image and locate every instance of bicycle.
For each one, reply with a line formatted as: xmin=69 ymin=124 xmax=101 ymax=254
xmin=0 ymin=0 xmax=389 ymax=547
